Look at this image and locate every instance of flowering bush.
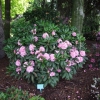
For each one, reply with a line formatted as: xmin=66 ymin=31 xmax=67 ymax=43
xmin=4 ymin=20 xmax=87 ymax=88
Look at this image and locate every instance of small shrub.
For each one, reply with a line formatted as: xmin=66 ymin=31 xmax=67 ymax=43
xmin=4 ymin=20 xmax=87 ymax=88
xmin=29 ymin=96 xmax=45 ymax=100
xmin=0 ymin=86 xmax=45 ymax=100
xmin=0 ymin=86 xmax=29 ymax=100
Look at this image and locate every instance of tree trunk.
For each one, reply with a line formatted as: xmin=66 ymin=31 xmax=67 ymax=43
xmin=4 ymin=0 xmax=10 ymax=39
xmin=0 ymin=0 xmax=5 ymax=58
xmin=71 ymin=0 xmax=84 ymax=34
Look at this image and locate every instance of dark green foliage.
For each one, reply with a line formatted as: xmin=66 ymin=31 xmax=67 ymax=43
xmin=23 ymin=7 xmax=60 ymax=24
xmin=0 ymin=86 xmax=45 ymax=100
xmin=0 ymin=86 xmax=29 ymax=100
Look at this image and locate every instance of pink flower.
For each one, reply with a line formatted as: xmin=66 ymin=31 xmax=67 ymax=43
xmin=39 ymin=46 xmax=45 ymax=52
xmin=52 ymin=30 xmax=56 ymax=35
xmin=75 ymin=50 xmax=79 ymax=56
xmin=43 ymin=53 xmax=50 ymax=60
xmin=65 ymin=40 xmax=72 ymax=46
xmin=35 ymin=50 xmax=40 ymax=55
xmin=42 ymin=33 xmax=49 ymax=39
xmin=15 ymin=60 xmax=21 ymax=66
xmin=20 ymin=51 xmax=27 ymax=57
xmin=29 ymin=44 xmax=35 ymax=51
xmin=57 ymin=69 xmax=61 ymax=72
xmin=57 ymin=39 xmax=62 ymax=43
xmin=17 ymin=40 xmax=22 ymax=46
xmin=19 ymin=46 xmax=27 ymax=57
xmin=50 ymin=72 xmax=55 ymax=77
xmin=80 ymin=50 xmax=86 ymax=56
xmin=65 ymin=67 xmax=71 ymax=72
xmin=30 ymin=51 xmax=34 ymax=55
xmin=23 ymin=61 xmax=28 ymax=67
xmin=26 ymin=66 xmax=34 ymax=73
xmin=29 ymin=61 xmax=35 ymax=66
xmin=37 ymin=53 xmax=43 ymax=59
xmin=71 ymin=60 xmax=76 ymax=66
xmin=50 ymin=54 xmax=55 ymax=62
xmin=70 ymin=47 xmax=77 ymax=52
xmin=19 ymin=46 xmax=26 ymax=52
xmin=76 ymin=56 xmax=83 ymax=63
xmin=58 ymin=42 xmax=68 ymax=49
xmin=34 ymin=36 xmax=38 ymax=42
xmin=70 ymin=51 xmax=76 ymax=58
xmin=16 ymin=67 xmax=21 ymax=72
xmin=72 ymin=32 xmax=76 ymax=36
xmin=39 ymin=58 xmax=43 ymax=61
xmin=75 ymin=41 xmax=78 ymax=44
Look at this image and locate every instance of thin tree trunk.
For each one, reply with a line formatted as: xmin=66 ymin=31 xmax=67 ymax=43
xmin=0 ymin=0 xmax=5 ymax=58
xmin=4 ymin=0 xmax=10 ymax=39
xmin=71 ymin=0 xmax=84 ymax=34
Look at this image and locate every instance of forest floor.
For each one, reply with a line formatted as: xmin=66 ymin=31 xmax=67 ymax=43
xmin=0 ymin=40 xmax=100 ymax=100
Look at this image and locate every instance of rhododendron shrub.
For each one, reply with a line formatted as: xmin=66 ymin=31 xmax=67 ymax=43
xmin=4 ymin=20 xmax=87 ymax=88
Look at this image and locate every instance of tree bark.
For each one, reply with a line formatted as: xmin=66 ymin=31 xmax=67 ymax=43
xmin=71 ymin=0 xmax=84 ymax=34
xmin=0 ymin=0 xmax=5 ymax=58
xmin=4 ymin=0 xmax=10 ymax=39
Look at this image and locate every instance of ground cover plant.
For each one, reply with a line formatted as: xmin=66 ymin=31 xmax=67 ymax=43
xmin=0 ymin=86 xmax=45 ymax=100
xmin=4 ymin=19 xmax=88 ymax=88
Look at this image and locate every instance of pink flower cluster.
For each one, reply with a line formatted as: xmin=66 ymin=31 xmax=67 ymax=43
xmin=23 ymin=60 xmax=35 ymax=73
xmin=34 ymin=36 xmax=38 ymax=42
xmin=15 ymin=59 xmax=35 ymax=73
xmin=57 ymin=39 xmax=72 ymax=50
xmin=36 ymin=51 xmax=56 ymax=62
xmin=15 ymin=59 xmax=21 ymax=73
xmin=50 ymin=72 xmax=55 ymax=77
xmin=42 ymin=31 xmax=56 ymax=39
xmin=72 ymin=32 xmax=76 ymax=36
xmin=42 ymin=33 xmax=49 ymax=39
xmin=70 ymin=47 xmax=86 ymax=61
xmin=19 ymin=46 xmax=27 ymax=57
xmin=26 ymin=66 xmax=34 ymax=73
xmin=70 ymin=47 xmax=79 ymax=58
xmin=58 ymin=42 xmax=68 ymax=49
xmin=15 ymin=59 xmax=21 ymax=66
xmin=17 ymin=40 xmax=22 ymax=46
xmin=75 ymin=56 xmax=83 ymax=63
xmin=65 ymin=67 xmax=71 ymax=72
xmin=29 ymin=44 xmax=36 ymax=51
xmin=14 ymin=46 xmax=26 ymax=57
xmin=66 ymin=59 xmax=76 ymax=67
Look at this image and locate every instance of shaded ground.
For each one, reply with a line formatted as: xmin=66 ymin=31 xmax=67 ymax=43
xmin=0 ymin=40 xmax=100 ymax=100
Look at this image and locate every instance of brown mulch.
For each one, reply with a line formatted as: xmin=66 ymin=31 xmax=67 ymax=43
xmin=0 ymin=40 xmax=100 ymax=100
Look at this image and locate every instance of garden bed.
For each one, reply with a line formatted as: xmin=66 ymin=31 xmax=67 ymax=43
xmin=0 ymin=40 xmax=100 ymax=100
